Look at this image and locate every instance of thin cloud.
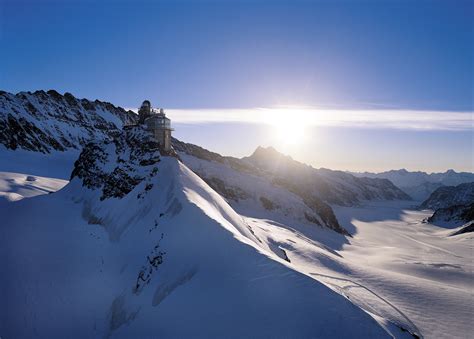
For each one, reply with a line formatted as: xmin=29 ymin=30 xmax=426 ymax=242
xmin=163 ymin=108 xmax=473 ymax=131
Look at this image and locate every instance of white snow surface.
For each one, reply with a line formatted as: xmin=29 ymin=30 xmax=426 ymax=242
xmin=0 ymin=171 xmax=67 ymax=202
xmin=331 ymin=202 xmax=473 ymax=339
xmin=245 ymin=201 xmax=473 ymax=339
xmin=0 ymin=156 xmax=389 ymax=339
xmin=0 ymin=147 xmax=79 ymax=179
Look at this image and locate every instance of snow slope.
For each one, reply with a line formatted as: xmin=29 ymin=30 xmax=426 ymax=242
xmin=333 ymin=203 xmax=473 ymax=339
xmin=0 ymin=129 xmax=388 ymax=338
xmin=0 ymin=171 xmax=67 ymax=202
xmin=244 ymin=201 xmax=473 ymax=339
xmin=0 ymin=148 xmax=79 ymax=179
xmin=179 ymin=152 xmax=347 ymax=235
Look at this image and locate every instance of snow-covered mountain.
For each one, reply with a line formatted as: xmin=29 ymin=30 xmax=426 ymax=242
xmin=244 ymin=146 xmax=411 ymax=205
xmin=0 ymin=90 xmax=137 ymax=153
xmin=173 ymin=140 xmax=347 ymax=234
xmin=0 ymin=128 xmax=389 ymax=338
xmin=352 ymin=169 xmax=474 ymax=201
xmin=173 ymin=141 xmax=410 ymax=235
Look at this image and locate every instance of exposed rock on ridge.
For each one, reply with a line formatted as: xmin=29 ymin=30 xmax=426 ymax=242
xmin=0 ymin=90 xmax=137 ymax=153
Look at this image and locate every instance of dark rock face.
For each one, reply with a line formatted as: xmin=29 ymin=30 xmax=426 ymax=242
xmin=260 ymin=196 xmax=277 ymax=211
xmin=301 ymin=194 xmax=348 ymax=235
xmin=71 ymin=128 xmax=161 ymax=200
xmin=460 ymin=203 xmax=474 ymax=221
xmin=70 ymin=143 xmax=109 ymax=188
xmin=422 ymin=183 xmax=474 ymax=229
xmin=134 ymin=233 xmax=166 ymax=294
xmin=101 ymin=167 xmax=143 ymax=201
xmin=451 ymin=222 xmax=474 ymax=236
xmin=428 ymin=203 xmax=474 ymax=224
xmin=420 ymin=182 xmax=474 ymax=210
xmin=269 ymin=174 xmax=349 ymax=235
xmin=204 ymin=176 xmax=250 ymax=202
xmin=0 ymin=90 xmax=138 ymax=153
xmin=0 ymin=113 xmax=66 ymax=152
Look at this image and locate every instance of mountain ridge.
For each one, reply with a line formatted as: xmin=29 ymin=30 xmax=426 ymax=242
xmin=351 ymin=168 xmax=474 ymax=201
xmin=0 ymin=89 xmax=137 ymax=153
xmin=173 ymin=140 xmax=411 ymax=236
xmin=420 ymin=182 xmax=474 ymax=210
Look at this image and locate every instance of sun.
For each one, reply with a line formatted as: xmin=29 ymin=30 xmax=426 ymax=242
xmin=260 ymin=108 xmax=309 ymax=146
xmin=273 ymin=119 xmax=306 ymax=145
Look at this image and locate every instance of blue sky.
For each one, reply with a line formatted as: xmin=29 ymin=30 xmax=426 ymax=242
xmin=1 ymin=0 xmax=472 ymax=172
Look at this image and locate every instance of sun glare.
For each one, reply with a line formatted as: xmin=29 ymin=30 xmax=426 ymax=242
xmin=260 ymin=108 xmax=311 ymax=146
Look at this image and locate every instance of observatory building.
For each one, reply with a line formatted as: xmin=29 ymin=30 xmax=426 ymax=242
xmin=137 ymin=100 xmax=173 ymax=152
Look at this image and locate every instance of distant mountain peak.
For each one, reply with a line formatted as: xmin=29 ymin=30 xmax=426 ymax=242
xmin=350 ymin=168 xmax=474 ymax=201
xmin=251 ymin=145 xmax=286 ymax=158
xmin=246 ymin=146 xmax=297 ymax=168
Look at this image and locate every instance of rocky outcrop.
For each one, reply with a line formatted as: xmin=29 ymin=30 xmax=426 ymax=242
xmin=420 ymin=182 xmax=474 ymax=210
xmin=428 ymin=203 xmax=474 ymax=225
xmin=71 ymin=128 xmax=161 ymax=201
xmin=0 ymin=90 xmax=137 ymax=153
xmin=421 ymin=183 xmax=474 ymax=228
xmin=205 ymin=176 xmax=250 ymax=201
xmin=451 ymin=221 xmax=474 ymax=236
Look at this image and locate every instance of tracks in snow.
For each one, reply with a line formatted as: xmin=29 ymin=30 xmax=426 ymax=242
xmin=309 ymin=272 xmax=423 ymax=339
